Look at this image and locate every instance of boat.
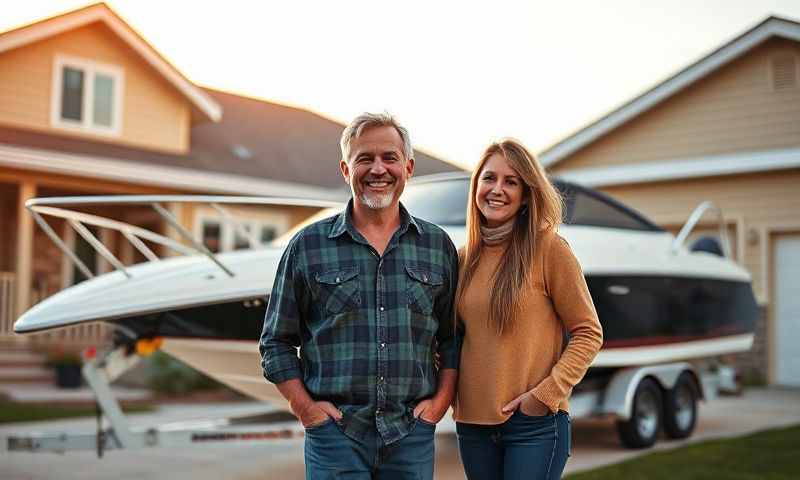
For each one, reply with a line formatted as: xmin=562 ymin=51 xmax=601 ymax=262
xmin=13 ymin=173 xmax=758 ymax=407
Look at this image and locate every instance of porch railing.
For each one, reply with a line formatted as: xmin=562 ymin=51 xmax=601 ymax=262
xmin=0 ymin=272 xmax=110 ymax=346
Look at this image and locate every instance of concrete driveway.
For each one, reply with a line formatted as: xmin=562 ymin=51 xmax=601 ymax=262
xmin=2 ymin=388 xmax=799 ymax=479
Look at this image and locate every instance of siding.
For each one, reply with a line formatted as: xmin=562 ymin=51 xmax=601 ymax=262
xmin=0 ymin=21 xmax=191 ymax=154
xmin=551 ymin=38 xmax=800 ymax=173
xmin=600 ymin=169 xmax=800 ymax=303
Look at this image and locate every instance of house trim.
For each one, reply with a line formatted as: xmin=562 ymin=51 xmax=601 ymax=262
xmin=554 ymin=147 xmax=800 ymax=188
xmin=0 ymin=143 xmax=344 ymax=200
xmin=540 ymin=16 xmax=800 ymax=168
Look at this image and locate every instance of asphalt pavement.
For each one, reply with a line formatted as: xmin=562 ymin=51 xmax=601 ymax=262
xmin=2 ymin=388 xmax=799 ymax=479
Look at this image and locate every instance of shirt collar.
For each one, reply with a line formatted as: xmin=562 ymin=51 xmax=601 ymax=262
xmin=328 ymin=199 xmax=423 ymax=240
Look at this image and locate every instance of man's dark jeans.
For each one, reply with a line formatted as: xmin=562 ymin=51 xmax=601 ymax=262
xmin=305 ymin=416 xmax=436 ymax=479
xmin=456 ymin=410 xmax=571 ymax=479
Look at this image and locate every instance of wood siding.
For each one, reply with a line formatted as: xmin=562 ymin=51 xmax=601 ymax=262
xmin=0 ymin=21 xmax=191 ymax=154
xmin=600 ymin=169 xmax=800 ymax=304
xmin=551 ymin=38 xmax=800 ymax=173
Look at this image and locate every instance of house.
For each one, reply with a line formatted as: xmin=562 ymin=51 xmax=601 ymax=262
xmin=0 ymin=3 xmax=462 ymax=346
xmin=544 ymin=16 xmax=800 ymax=386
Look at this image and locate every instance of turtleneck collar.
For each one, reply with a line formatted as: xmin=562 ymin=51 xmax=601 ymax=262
xmin=480 ymin=218 xmax=515 ymax=246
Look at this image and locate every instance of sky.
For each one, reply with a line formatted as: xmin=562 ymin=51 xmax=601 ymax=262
xmin=2 ymin=1 xmax=800 ymax=169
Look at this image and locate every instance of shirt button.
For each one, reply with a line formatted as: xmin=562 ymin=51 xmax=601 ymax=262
xmin=380 ymin=343 xmax=386 ymax=349
xmin=378 ymin=376 xmax=384 ymax=383
xmin=376 ymin=409 xmax=382 ymax=415
xmin=380 ymin=306 xmax=385 ymax=312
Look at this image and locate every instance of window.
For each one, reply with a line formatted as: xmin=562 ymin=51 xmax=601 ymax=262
xmin=51 ymin=55 xmax=123 ymax=135
xmin=196 ymin=213 xmax=289 ymax=253
xmin=202 ymin=221 xmax=222 ymax=253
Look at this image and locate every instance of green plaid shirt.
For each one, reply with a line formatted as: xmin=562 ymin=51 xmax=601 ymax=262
xmin=259 ymin=200 xmax=459 ymax=444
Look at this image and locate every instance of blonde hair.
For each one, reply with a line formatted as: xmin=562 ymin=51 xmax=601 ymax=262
xmin=455 ymin=139 xmax=563 ymax=334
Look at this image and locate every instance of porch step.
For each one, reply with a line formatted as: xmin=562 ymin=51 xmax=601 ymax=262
xmin=0 ymin=350 xmax=47 ymax=368
xmin=0 ymin=366 xmax=54 ymax=383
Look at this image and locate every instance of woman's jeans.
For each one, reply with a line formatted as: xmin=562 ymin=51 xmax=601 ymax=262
xmin=456 ymin=410 xmax=571 ymax=480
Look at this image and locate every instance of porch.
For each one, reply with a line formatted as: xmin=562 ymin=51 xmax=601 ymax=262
xmin=0 ymin=173 xmax=171 ymax=347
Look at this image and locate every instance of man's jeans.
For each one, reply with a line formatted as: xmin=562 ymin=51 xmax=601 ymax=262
xmin=456 ymin=410 xmax=571 ymax=480
xmin=305 ymin=416 xmax=436 ymax=479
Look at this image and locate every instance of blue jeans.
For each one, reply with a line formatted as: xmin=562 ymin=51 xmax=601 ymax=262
xmin=456 ymin=410 xmax=571 ymax=480
xmin=304 ymin=416 xmax=436 ymax=479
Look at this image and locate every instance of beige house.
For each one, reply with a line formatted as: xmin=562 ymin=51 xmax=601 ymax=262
xmin=545 ymin=16 xmax=800 ymax=386
xmin=0 ymin=3 xmax=459 ymax=346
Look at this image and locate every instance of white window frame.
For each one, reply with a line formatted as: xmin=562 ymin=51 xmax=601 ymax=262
xmin=50 ymin=54 xmax=124 ymax=136
xmin=194 ymin=213 xmax=290 ymax=253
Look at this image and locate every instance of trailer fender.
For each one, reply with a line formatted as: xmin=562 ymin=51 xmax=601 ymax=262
xmin=601 ymin=363 xmax=697 ymax=420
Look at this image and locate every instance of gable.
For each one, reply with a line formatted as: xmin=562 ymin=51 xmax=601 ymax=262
xmin=0 ymin=3 xmax=220 ymax=123
xmin=0 ymin=21 xmax=193 ymax=154
xmin=551 ymin=37 xmax=800 ymax=174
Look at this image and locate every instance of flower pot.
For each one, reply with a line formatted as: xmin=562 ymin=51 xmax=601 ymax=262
xmin=55 ymin=364 xmax=83 ymax=389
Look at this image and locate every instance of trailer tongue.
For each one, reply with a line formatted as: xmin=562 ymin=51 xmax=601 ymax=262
xmin=3 ymin=346 xmax=303 ymax=457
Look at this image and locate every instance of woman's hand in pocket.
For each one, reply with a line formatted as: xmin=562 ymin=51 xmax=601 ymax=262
xmin=502 ymin=391 xmax=550 ymax=417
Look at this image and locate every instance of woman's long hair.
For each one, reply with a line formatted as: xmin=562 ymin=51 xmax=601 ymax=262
xmin=455 ymin=139 xmax=563 ymax=335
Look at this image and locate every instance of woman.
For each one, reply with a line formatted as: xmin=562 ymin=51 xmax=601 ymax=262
xmin=453 ymin=139 xmax=603 ymax=479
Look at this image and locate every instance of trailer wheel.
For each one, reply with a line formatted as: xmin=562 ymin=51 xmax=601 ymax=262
xmin=663 ymin=372 xmax=698 ymax=439
xmin=616 ymin=377 xmax=662 ymax=448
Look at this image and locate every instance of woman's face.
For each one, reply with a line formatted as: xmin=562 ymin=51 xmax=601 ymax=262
xmin=475 ymin=153 xmax=526 ymax=228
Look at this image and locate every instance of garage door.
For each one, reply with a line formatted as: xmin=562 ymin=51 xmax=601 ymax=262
xmin=775 ymin=235 xmax=800 ymax=387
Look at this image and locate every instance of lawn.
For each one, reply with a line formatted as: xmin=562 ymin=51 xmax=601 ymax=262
xmin=0 ymin=399 xmax=154 ymax=424
xmin=566 ymin=425 xmax=800 ymax=480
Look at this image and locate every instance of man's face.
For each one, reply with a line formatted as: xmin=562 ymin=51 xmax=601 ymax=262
xmin=340 ymin=125 xmax=415 ymax=211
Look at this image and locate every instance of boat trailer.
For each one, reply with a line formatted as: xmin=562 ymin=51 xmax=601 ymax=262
xmin=2 ymin=346 xmax=303 ymax=456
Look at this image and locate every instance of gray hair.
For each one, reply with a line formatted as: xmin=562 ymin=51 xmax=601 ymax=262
xmin=340 ymin=112 xmax=413 ymax=162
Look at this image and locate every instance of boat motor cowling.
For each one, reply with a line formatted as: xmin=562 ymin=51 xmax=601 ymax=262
xmin=690 ymin=236 xmax=724 ymax=256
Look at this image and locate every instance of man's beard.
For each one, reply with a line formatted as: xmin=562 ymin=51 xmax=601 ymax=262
xmin=359 ymin=190 xmax=395 ymax=209
xmin=353 ymin=175 xmax=399 ymax=210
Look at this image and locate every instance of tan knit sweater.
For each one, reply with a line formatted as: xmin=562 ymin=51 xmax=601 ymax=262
xmin=452 ymin=230 xmax=603 ymax=424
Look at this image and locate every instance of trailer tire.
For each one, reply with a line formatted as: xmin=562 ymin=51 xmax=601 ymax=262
xmin=616 ymin=377 xmax=662 ymax=449
xmin=663 ymin=372 xmax=698 ymax=439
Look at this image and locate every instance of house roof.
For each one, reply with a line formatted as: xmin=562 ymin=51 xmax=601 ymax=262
xmin=0 ymin=2 xmax=222 ymax=123
xmin=0 ymin=88 xmax=462 ymax=192
xmin=191 ymin=89 xmax=463 ymax=189
xmin=0 ymin=2 xmax=462 ymax=192
xmin=540 ymin=16 xmax=800 ymax=170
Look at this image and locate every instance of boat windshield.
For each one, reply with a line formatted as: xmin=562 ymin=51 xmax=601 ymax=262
xmin=270 ymin=178 xmax=470 ymax=247
xmin=271 ymin=175 xmax=662 ymax=248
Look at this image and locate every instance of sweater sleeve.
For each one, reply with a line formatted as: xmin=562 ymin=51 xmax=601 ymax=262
xmin=531 ymin=233 xmax=603 ymax=413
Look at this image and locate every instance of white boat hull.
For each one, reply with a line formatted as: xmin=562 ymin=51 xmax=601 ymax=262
xmin=161 ymin=332 xmax=755 ymax=405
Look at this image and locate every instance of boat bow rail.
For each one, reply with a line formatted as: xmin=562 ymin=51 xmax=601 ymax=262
xmin=26 ymin=195 xmax=341 ymax=280
xmin=671 ymin=200 xmax=733 ymax=258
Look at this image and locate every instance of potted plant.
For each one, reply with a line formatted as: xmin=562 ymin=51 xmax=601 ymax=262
xmin=45 ymin=347 xmax=83 ymax=389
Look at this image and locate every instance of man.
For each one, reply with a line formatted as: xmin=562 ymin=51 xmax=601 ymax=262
xmin=259 ymin=112 xmax=459 ymax=479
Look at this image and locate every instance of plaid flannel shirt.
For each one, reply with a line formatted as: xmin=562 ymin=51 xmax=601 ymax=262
xmin=259 ymin=200 xmax=459 ymax=444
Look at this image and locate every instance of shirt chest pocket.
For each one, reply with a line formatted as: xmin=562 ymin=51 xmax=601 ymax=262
xmin=406 ymin=266 xmax=444 ymax=315
xmin=315 ymin=268 xmax=361 ymax=315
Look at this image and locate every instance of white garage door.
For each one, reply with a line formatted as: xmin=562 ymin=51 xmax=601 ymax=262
xmin=775 ymin=235 xmax=800 ymax=387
